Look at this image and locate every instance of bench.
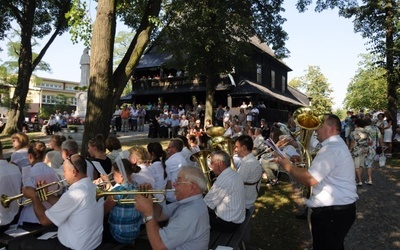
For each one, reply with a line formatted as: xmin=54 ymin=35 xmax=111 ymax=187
xmin=0 ymin=224 xmax=57 ymax=250
xmin=209 ymin=206 xmax=255 ymax=250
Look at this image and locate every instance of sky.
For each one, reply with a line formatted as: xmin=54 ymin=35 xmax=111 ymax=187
xmin=0 ymin=2 xmax=368 ymax=110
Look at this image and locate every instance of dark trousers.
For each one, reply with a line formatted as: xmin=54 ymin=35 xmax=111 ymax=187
xmin=115 ymin=117 xmax=122 ymax=132
xmin=208 ymin=208 xmax=241 ymax=233
xmin=19 ymin=236 xmax=72 ymax=250
xmin=311 ymin=204 xmax=356 ymax=250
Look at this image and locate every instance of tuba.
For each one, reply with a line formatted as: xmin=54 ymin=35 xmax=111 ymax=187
xmin=206 ymin=126 xmax=236 ymax=171
xmin=293 ymin=107 xmax=323 ymax=197
xmin=190 ymin=150 xmax=213 ymax=192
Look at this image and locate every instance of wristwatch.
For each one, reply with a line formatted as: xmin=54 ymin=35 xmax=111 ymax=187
xmin=143 ymin=215 xmax=154 ymax=224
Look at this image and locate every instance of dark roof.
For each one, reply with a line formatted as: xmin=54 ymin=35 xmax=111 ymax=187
xmin=287 ymin=86 xmax=310 ymax=105
xmin=230 ymin=80 xmax=306 ymax=106
xmin=137 ymin=44 xmax=173 ymax=69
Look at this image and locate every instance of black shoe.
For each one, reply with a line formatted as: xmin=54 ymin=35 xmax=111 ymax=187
xmin=295 ymin=212 xmax=307 ymax=220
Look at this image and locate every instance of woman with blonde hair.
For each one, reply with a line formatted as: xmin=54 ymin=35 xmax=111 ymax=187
xmin=128 ymin=146 xmax=155 ymax=187
xmin=10 ymin=132 xmax=30 ymax=169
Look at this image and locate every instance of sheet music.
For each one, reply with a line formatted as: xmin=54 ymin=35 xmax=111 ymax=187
xmin=37 ymin=231 xmax=57 ymax=240
xmin=265 ymin=138 xmax=285 ymax=158
xmin=4 ymin=227 xmax=29 ymax=237
xmin=91 ymin=161 xmax=106 ymax=175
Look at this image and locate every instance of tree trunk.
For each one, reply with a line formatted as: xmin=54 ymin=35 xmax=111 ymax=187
xmin=205 ymin=68 xmax=217 ymax=126
xmin=385 ymin=2 xmax=398 ymax=135
xmin=81 ymin=0 xmax=162 ymax=157
xmin=2 ymin=2 xmax=35 ymax=135
xmin=81 ymin=0 xmax=117 ymax=158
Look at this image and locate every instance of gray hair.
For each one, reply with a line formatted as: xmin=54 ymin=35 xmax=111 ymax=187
xmin=61 ymin=139 xmax=79 ymax=155
xmin=210 ymin=150 xmax=231 ymax=169
xmin=180 ymin=166 xmax=207 ymax=193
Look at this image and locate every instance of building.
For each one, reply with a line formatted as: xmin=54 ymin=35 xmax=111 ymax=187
xmin=123 ymin=36 xmax=309 ymax=124
xmin=5 ymin=76 xmax=78 ymax=122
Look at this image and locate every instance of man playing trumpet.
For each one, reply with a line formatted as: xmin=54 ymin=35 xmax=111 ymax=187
xmin=19 ymin=154 xmax=104 ymax=250
xmin=135 ymin=166 xmax=210 ymax=249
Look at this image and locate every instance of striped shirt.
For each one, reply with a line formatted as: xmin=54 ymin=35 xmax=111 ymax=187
xmin=204 ymin=167 xmax=245 ymax=223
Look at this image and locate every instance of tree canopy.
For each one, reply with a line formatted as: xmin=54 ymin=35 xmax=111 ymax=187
xmin=344 ymin=54 xmax=387 ymax=110
xmin=0 ymin=0 xmax=72 ymax=134
xmin=289 ymin=65 xmax=333 ymax=114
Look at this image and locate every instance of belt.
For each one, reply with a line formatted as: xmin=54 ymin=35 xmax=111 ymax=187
xmin=311 ymin=202 xmax=355 ymax=212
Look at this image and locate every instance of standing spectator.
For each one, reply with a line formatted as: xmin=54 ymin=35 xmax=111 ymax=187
xmin=0 ymin=141 xmax=21 ymax=233
xmin=383 ymin=113 xmax=393 ymax=156
xmin=344 ymin=111 xmax=353 ymax=147
xmin=179 ymin=115 xmax=189 ymax=136
xmin=223 ymin=106 xmax=232 ymax=125
xmin=238 ymin=108 xmax=247 ymax=127
xmin=350 ymin=119 xmax=370 ymax=186
xmin=130 ymin=105 xmax=138 ymax=131
xmin=120 ymin=105 xmax=131 ymax=133
xmin=215 ymin=105 xmax=224 ymax=126
xmin=112 ymin=105 xmax=122 ymax=132
xmin=234 ymin=135 xmax=263 ymax=209
xmin=137 ymin=105 xmax=146 ymax=132
xmin=277 ymin=114 xmax=358 ymax=250
xmin=204 ymin=150 xmax=245 ymax=232
xmin=246 ymin=107 xmax=253 ymax=127
xmin=251 ymin=106 xmax=260 ymax=127
xmin=260 ymin=118 xmax=270 ymax=139
xmin=158 ymin=113 xmax=171 ymax=138
xmin=364 ymin=118 xmax=383 ymax=184
xmin=10 ymin=132 xmax=30 ymax=169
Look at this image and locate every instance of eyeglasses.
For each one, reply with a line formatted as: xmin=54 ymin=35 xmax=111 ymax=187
xmin=66 ymin=155 xmax=79 ymax=173
xmin=174 ymin=181 xmax=193 ymax=186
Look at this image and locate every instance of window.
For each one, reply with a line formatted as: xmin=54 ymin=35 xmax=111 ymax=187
xmin=271 ymin=70 xmax=275 ymax=89
xmin=65 ymin=86 xmax=76 ymax=91
xmin=282 ymin=76 xmax=286 ymax=92
xmin=40 ymin=83 xmax=62 ymax=89
xmin=256 ymin=64 xmax=262 ymax=84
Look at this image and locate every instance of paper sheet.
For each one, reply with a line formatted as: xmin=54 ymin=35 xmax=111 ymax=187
xmin=265 ymin=138 xmax=285 ymax=158
xmin=4 ymin=228 xmax=30 ymax=237
xmin=37 ymin=231 xmax=57 ymax=240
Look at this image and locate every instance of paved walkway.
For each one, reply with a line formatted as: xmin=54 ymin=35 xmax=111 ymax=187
xmin=344 ymin=162 xmax=400 ymax=249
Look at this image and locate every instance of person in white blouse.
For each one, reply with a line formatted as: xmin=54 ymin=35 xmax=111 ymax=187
xmin=0 ymin=141 xmax=21 ymax=233
xmin=129 ymin=146 xmax=155 ymax=188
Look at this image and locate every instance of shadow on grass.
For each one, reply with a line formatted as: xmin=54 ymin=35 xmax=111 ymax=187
xmin=252 ymin=181 xmax=311 ymax=250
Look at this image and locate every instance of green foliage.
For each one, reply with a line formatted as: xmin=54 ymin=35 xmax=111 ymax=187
xmin=157 ymin=0 xmax=289 ymax=77
xmin=344 ymin=53 xmax=387 ymax=110
xmin=66 ymin=0 xmax=92 ymax=47
xmin=293 ymin=66 xmax=334 ymax=114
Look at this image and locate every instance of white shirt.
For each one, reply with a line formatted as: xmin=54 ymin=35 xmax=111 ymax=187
xmin=204 ymin=168 xmax=245 ymax=223
xmin=19 ymin=162 xmax=59 ymax=225
xmin=149 ymin=161 xmax=168 ymax=202
xmin=0 ymin=160 xmax=21 ymax=226
xmin=46 ymin=150 xmax=63 ymax=169
xmin=165 ymin=152 xmax=188 ymax=202
xmin=46 ymin=178 xmax=104 ymax=250
xmin=131 ymin=164 xmax=155 ymax=188
xmin=307 ymin=135 xmax=358 ymax=207
xmin=10 ymin=148 xmax=30 ymax=170
xmin=237 ymin=153 xmax=263 ymax=209
xmin=253 ymin=135 xmax=265 ymax=149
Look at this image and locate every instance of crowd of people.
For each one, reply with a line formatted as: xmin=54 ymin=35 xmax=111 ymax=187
xmin=1 ymin=103 xmax=395 ymax=249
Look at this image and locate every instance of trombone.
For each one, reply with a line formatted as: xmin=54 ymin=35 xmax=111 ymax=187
xmin=96 ymin=188 xmax=175 ymax=204
xmin=1 ymin=179 xmax=66 ymax=208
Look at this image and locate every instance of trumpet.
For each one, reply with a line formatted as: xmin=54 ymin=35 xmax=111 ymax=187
xmin=96 ymin=188 xmax=175 ymax=204
xmin=1 ymin=179 xmax=66 ymax=208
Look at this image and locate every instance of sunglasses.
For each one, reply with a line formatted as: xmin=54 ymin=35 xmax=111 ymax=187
xmin=66 ymin=155 xmax=79 ymax=173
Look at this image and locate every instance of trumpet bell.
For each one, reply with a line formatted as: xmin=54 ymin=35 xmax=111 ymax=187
xmin=293 ymin=107 xmax=323 ymax=130
xmin=190 ymin=150 xmax=212 ymax=192
xmin=206 ymin=126 xmax=225 ymax=137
